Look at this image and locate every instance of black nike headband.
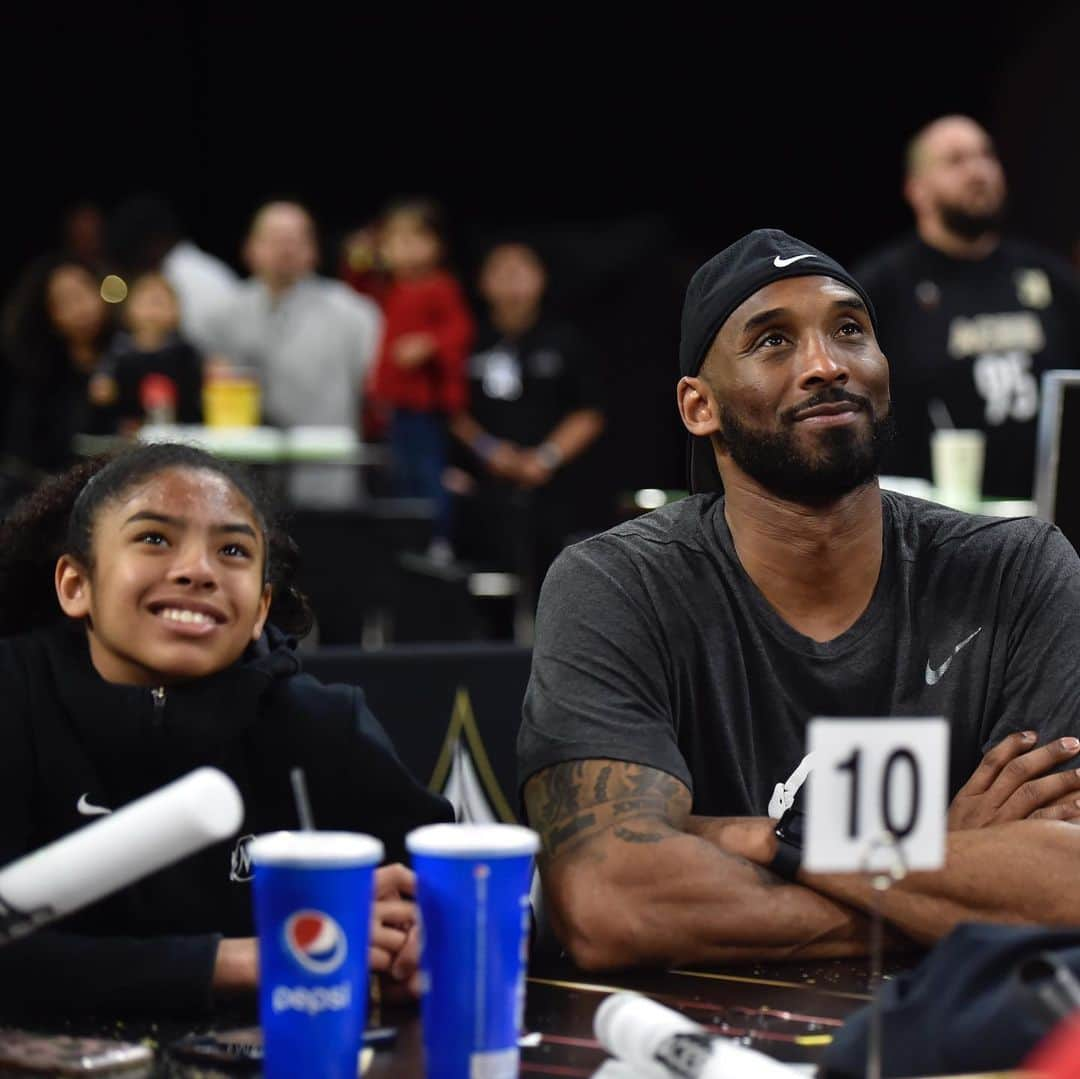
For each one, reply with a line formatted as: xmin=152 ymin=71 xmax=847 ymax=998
xmin=680 ymin=228 xmax=878 ymax=494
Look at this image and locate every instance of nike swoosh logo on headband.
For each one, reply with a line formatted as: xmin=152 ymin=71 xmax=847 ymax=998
xmin=774 ymin=253 xmax=814 ymax=268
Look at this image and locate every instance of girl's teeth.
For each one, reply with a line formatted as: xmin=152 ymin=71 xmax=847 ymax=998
xmin=162 ymin=609 xmax=211 ymax=624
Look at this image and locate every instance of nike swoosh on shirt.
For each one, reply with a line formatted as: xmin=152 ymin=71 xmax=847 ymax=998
xmin=773 ymin=253 xmax=814 ymax=268
xmin=76 ymin=793 xmax=112 ymax=817
xmin=925 ymin=627 xmax=983 ymax=686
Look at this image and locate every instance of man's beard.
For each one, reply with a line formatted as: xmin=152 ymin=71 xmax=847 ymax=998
xmin=716 ymin=390 xmax=896 ymax=502
xmin=940 ymin=203 xmax=1003 ymax=242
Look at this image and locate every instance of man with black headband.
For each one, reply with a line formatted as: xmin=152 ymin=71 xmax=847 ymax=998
xmin=854 ymin=114 xmax=1080 ymax=500
xmin=517 ymin=227 xmax=1080 ymax=970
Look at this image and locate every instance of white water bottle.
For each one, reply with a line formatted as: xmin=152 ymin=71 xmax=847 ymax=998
xmin=594 ymin=991 xmax=799 ymax=1079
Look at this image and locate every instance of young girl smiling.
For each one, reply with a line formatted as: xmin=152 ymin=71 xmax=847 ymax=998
xmin=0 ymin=443 xmax=452 ymax=1014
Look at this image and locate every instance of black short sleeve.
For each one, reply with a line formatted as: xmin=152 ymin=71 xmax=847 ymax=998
xmin=517 ymin=538 xmax=692 ymax=796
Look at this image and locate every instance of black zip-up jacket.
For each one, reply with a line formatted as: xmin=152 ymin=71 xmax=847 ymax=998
xmin=0 ymin=622 xmax=453 ymax=1016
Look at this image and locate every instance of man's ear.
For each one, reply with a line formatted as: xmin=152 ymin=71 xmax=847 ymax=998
xmin=55 ymin=554 xmax=92 ymax=620
xmin=677 ymin=375 xmax=723 ymax=437
xmin=251 ymin=583 xmax=273 ymax=642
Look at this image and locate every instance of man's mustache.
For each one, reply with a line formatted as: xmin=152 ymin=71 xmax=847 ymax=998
xmin=784 ymin=388 xmax=873 ymax=423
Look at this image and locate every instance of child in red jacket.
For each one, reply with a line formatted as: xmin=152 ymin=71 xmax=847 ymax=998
xmin=370 ymin=199 xmax=475 ymax=556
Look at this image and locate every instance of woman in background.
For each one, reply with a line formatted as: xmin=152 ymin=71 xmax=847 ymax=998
xmin=2 ymin=253 xmax=115 ymax=479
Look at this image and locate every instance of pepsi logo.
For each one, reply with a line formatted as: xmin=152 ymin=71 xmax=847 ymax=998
xmin=283 ymin=910 xmax=348 ymax=974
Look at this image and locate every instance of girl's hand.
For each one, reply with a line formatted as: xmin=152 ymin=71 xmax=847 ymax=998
xmin=390 ymin=921 xmax=420 ymax=986
xmin=213 ymin=937 xmax=259 ymax=993
xmin=369 ymin=864 xmax=421 ymax=994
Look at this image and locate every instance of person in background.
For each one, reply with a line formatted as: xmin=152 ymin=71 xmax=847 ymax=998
xmin=853 ymin=114 xmax=1080 ymax=500
xmin=339 ymin=218 xmax=394 ymax=446
xmin=106 ymin=194 xmax=239 ymax=357
xmin=339 ymin=218 xmax=391 ymax=309
xmin=0 ymin=442 xmax=453 ymax=1014
xmin=203 ymin=200 xmax=383 ymax=506
xmin=206 ymin=201 xmax=382 ymax=431
xmin=450 ymin=241 xmax=605 ymax=605
xmin=369 ymin=199 xmax=474 ymax=559
xmin=96 ymin=272 xmax=203 ymax=434
xmin=2 ymin=253 xmax=115 ymax=480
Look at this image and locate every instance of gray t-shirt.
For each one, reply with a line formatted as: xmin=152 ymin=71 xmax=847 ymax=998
xmin=518 ymin=491 xmax=1080 ymax=815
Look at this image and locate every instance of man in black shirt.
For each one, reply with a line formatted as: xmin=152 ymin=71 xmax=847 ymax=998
xmin=854 ymin=114 xmax=1080 ymax=499
xmin=450 ymin=242 xmax=605 ymax=605
xmin=518 ymin=228 xmax=1080 ymax=971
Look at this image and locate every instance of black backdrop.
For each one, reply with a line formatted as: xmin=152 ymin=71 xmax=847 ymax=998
xmin=5 ymin=3 xmax=1080 ymax=497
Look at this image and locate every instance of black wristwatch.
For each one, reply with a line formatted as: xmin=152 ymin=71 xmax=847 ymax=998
xmin=771 ymin=803 xmax=805 ymax=883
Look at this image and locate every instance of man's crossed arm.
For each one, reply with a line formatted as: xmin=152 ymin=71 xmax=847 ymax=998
xmin=523 ymin=733 xmax=1080 ymax=970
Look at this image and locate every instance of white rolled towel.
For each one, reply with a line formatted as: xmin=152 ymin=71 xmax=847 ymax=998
xmin=0 ymin=767 xmax=244 ymax=942
xmin=594 ymin=991 xmax=801 ymax=1079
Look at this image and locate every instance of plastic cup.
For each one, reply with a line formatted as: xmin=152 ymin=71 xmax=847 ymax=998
xmin=931 ymin=429 xmax=986 ymax=509
xmin=251 ymin=831 xmax=384 ymax=1079
xmin=203 ymin=371 xmax=261 ymax=428
xmin=406 ymin=823 xmax=540 ymax=1079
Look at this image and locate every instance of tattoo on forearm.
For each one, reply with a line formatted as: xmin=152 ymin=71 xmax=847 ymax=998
xmin=551 ymin=813 xmax=597 ymax=851
xmin=594 ymin=765 xmax=611 ymax=803
xmin=614 ymin=826 xmax=665 ymax=844
xmin=525 ymin=759 xmax=692 ymax=859
xmin=547 ymin=761 xmax=584 ymax=820
xmin=529 ymin=760 xmax=585 ymax=831
xmin=612 ymin=797 xmax=664 ymax=815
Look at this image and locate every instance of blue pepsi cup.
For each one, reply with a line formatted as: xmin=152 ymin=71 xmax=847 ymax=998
xmin=406 ymin=823 xmax=540 ymax=1079
xmin=250 ymin=831 xmax=384 ymax=1079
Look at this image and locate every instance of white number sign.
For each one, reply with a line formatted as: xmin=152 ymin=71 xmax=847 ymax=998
xmin=804 ymin=718 xmax=948 ymax=874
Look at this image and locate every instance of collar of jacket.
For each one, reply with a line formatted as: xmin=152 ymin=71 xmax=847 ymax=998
xmin=40 ymin=621 xmax=301 ymax=800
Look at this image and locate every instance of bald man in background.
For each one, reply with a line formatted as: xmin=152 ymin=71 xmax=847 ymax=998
xmin=204 ymin=201 xmax=383 ymax=505
xmin=206 ymin=201 xmax=382 ymax=434
xmin=854 ymin=114 xmax=1080 ymax=500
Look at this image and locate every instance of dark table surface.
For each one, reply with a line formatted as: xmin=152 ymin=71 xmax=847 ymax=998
xmin=0 ymin=952 xmax=1025 ymax=1078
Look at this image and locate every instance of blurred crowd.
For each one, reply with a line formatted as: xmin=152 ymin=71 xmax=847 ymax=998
xmin=0 ymin=193 xmax=608 ymax=603
xmin=5 ymin=113 xmax=1080 ymax=640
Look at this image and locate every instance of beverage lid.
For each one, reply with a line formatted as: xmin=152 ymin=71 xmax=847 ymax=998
xmin=250 ymin=830 xmax=384 ymax=867
xmin=406 ymin=822 xmax=540 ymax=858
